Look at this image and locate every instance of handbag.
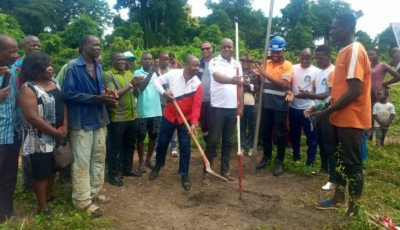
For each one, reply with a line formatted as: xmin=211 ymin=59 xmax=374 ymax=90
xmin=53 ymin=141 xmax=74 ymax=168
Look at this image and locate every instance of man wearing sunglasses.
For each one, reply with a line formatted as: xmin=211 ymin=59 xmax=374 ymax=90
xmin=197 ymin=41 xmax=214 ymax=144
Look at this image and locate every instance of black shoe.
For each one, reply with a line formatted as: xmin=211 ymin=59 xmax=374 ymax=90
xmin=181 ymin=175 xmax=191 ymax=191
xmin=122 ymin=170 xmax=142 ymax=177
xmin=108 ymin=176 xmax=124 ymax=187
xmin=149 ymin=166 xmax=161 ymax=180
xmin=37 ymin=208 xmax=53 ymax=219
xmin=256 ymin=156 xmax=270 ymax=169
xmin=273 ymin=160 xmax=283 ymax=176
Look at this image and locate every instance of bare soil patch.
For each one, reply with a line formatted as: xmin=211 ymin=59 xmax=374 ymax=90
xmin=101 ymin=150 xmax=334 ymax=230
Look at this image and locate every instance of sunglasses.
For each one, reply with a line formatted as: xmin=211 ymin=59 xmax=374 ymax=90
xmin=201 ymin=47 xmax=211 ymax=51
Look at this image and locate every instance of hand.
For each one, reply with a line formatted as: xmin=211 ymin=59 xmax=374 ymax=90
xmin=0 ymin=86 xmax=11 ymax=103
xmin=105 ymin=88 xmax=118 ymax=99
xmin=253 ymin=63 xmax=266 ymax=77
xmin=303 ymin=106 xmax=316 ymax=118
xmin=230 ymin=76 xmax=242 ymax=85
xmin=295 ymin=89 xmax=310 ymax=99
xmin=132 ymin=76 xmax=144 ymax=86
xmin=150 ymin=61 xmax=159 ymax=73
xmin=285 ymin=91 xmax=294 ymax=101
xmin=96 ymin=93 xmax=118 ymax=106
xmin=190 ymin=124 xmax=198 ymax=138
xmin=0 ymin=66 xmax=10 ymax=76
xmin=163 ymin=90 xmax=175 ymax=101
xmin=54 ymin=130 xmax=67 ymax=143
xmin=310 ymin=109 xmax=330 ymax=125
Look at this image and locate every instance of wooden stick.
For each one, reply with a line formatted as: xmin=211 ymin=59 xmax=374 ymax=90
xmin=172 ymin=100 xmax=229 ymax=182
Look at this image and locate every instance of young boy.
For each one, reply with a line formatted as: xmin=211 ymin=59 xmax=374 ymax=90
xmin=373 ymin=89 xmax=395 ymax=146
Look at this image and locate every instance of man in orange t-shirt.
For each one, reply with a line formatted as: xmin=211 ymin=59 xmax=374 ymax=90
xmin=254 ymin=36 xmax=293 ymax=176
xmin=313 ymin=13 xmax=371 ymax=218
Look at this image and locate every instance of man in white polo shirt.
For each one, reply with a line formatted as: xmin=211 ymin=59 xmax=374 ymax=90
xmin=203 ymin=38 xmax=242 ymax=185
xmin=289 ymin=48 xmax=320 ymax=167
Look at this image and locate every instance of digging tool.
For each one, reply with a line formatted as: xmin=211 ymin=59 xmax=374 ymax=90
xmin=251 ymin=0 xmax=275 ymax=173
xmin=172 ymin=100 xmax=229 ymax=182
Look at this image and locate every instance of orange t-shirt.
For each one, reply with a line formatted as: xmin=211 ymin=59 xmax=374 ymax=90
xmin=330 ymin=42 xmax=371 ymax=129
xmin=265 ymin=59 xmax=293 ymax=83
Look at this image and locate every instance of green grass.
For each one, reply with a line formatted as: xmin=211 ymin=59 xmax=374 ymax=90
xmin=2 ymin=83 xmax=400 ymax=229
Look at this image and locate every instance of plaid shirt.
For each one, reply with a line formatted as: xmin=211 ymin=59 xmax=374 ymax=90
xmin=0 ymin=69 xmax=21 ymax=144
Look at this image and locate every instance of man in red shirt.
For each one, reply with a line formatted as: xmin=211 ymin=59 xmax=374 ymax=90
xmin=149 ymin=55 xmax=203 ymax=191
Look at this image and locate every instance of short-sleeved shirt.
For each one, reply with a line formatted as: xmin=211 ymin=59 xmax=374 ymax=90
xmin=330 ymin=42 xmax=371 ymax=129
xmin=315 ymin=64 xmax=335 ymax=105
xmin=209 ymin=55 xmax=243 ymax=109
xmin=262 ymin=59 xmax=293 ymax=111
xmin=373 ymin=102 xmax=395 ymax=127
xmin=290 ymin=64 xmax=320 ymax=110
xmin=103 ymin=67 xmax=138 ymax=122
xmin=134 ymin=67 xmax=162 ymax=118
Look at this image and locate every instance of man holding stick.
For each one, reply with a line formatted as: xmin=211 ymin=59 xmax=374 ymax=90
xmin=203 ymin=38 xmax=243 ymax=185
xmin=149 ymin=55 xmax=203 ymax=191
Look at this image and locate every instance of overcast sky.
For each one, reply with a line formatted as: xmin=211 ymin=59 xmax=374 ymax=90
xmin=107 ymin=0 xmax=399 ymax=39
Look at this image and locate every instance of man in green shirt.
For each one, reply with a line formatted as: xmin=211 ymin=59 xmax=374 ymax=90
xmin=103 ymin=51 xmax=143 ymax=186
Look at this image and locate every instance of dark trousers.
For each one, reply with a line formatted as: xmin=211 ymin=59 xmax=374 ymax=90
xmin=262 ymin=108 xmax=287 ymax=161
xmin=155 ymin=117 xmax=191 ymax=175
xmin=0 ymin=134 xmax=21 ymax=223
xmin=205 ymin=107 xmax=236 ymax=174
xmin=22 ymin=155 xmax=33 ymax=191
xmin=107 ymin=120 xmax=138 ymax=176
xmin=332 ymin=127 xmax=364 ymax=197
xmin=289 ymin=107 xmax=317 ymax=165
xmin=316 ymin=118 xmax=337 ymax=182
xmin=240 ymin=105 xmax=257 ymax=149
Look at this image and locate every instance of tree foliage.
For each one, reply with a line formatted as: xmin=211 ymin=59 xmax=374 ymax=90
xmin=0 ymin=13 xmax=24 ymax=41
xmin=61 ymin=14 xmax=103 ymax=49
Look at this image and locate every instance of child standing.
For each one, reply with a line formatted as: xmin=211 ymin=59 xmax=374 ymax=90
xmin=373 ymin=89 xmax=395 ymax=146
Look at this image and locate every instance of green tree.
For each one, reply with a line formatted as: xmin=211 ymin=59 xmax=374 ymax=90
xmin=198 ymin=24 xmax=223 ymax=47
xmin=115 ymin=0 xmax=190 ymax=48
xmin=38 ymin=32 xmax=65 ymax=55
xmin=355 ymin=30 xmax=374 ymax=51
xmin=61 ymin=14 xmax=103 ymax=49
xmin=0 ymin=13 xmax=24 ymax=41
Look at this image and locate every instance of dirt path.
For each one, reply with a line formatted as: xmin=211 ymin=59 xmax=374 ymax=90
xmin=101 ymin=151 xmax=334 ymax=230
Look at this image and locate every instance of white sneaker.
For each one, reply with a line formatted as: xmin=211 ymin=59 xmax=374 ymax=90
xmin=248 ymin=148 xmax=253 ymax=157
xmin=321 ymin=182 xmax=335 ymax=191
xmin=152 ymin=151 xmax=156 ymax=158
xmin=171 ymin=150 xmax=178 ymax=157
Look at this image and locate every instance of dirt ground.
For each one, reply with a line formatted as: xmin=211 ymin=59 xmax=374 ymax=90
xmin=100 ymin=149 xmax=336 ymax=230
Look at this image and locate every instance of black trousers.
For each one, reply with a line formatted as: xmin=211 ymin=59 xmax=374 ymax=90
xmin=262 ymin=108 xmax=288 ymax=161
xmin=107 ymin=120 xmax=138 ymax=176
xmin=0 ymin=134 xmax=21 ymax=223
xmin=333 ymin=126 xmax=364 ymax=197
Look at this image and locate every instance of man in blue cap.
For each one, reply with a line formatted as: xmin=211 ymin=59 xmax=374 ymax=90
xmin=254 ymin=36 xmax=294 ymax=176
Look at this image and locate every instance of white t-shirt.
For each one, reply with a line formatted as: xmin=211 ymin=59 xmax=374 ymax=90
xmin=373 ymin=102 xmax=396 ymax=127
xmin=209 ymin=55 xmax=243 ymax=108
xmin=315 ymin=64 xmax=335 ymax=105
xmin=290 ymin=64 xmax=320 ymax=110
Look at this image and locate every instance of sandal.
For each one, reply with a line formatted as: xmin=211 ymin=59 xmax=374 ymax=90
xmin=84 ymin=203 xmax=103 ymax=217
xmin=315 ymin=200 xmax=347 ymax=210
xmin=93 ymin=194 xmax=110 ymax=204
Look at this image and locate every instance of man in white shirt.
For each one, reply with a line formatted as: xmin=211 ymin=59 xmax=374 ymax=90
xmin=290 ymin=48 xmax=320 ymax=166
xmin=203 ymin=38 xmax=242 ymax=185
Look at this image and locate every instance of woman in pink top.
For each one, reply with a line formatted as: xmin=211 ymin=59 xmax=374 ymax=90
xmin=368 ymin=48 xmax=400 ymax=103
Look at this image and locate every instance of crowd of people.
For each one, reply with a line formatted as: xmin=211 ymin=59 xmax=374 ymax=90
xmin=1 ymin=12 xmax=400 ymax=223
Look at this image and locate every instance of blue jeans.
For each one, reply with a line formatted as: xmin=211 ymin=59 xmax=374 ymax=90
xmin=240 ymin=105 xmax=257 ymax=149
xmin=289 ymin=107 xmax=317 ymax=165
xmin=262 ymin=108 xmax=287 ymax=161
xmin=205 ymin=107 xmax=236 ymax=174
xmin=155 ymin=117 xmax=191 ymax=175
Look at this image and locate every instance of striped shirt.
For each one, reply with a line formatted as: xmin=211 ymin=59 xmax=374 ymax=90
xmin=0 ymin=69 xmax=21 ymax=144
xmin=103 ymin=68 xmax=138 ymax=122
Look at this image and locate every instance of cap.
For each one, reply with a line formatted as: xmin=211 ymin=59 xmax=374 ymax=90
xmin=124 ymin=51 xmax=136 ymax=59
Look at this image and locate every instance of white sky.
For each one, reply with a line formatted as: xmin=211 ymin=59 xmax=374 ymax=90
xmin=107 ymin=0 xmax=399 ymax=39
